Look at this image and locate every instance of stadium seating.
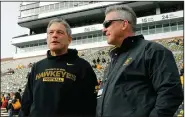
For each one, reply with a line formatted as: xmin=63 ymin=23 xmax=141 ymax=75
xmin=1 ymin=108 xmax=8 ymax=117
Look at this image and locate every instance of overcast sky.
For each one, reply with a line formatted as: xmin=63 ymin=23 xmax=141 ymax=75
xmin=1 ymin=2 xmax=29 ymax=59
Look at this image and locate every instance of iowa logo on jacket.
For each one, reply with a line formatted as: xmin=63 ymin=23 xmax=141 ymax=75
xmin=123 ymin=57 xmax=132 ymax=66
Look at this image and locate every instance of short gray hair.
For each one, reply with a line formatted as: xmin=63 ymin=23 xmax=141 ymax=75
xmin=105 ymin=4 xmax=137 ymax=32
xmin=47 ymin=18 xmax=72 ymax=36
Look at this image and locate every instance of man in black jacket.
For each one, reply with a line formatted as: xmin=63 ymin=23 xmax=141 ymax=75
xmin=19 ymin=18 xmax=98 ymax=117
xmin=96 ymin=4 xmax=183 ymax=117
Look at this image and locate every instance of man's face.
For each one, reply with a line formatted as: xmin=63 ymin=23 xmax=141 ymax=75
xmin=47 ymin=22 xmax=72 ymax=52
xmin=10 ymin=93 xmax=14 ymax=98
xmin=102 ymin=11 xmax=126 ymax=45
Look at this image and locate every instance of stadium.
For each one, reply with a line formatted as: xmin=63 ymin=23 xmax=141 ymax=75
xmin=1 ymin=1 xmax=184 ymax=117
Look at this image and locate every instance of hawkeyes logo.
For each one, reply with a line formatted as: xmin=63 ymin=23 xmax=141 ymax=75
xmin=123 ymin=57 xmax=132 ymax=66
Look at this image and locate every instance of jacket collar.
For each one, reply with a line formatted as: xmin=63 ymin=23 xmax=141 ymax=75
xmin=110 ymin=35 xmax=144 ymax=56
xmin=47 ymin=49 xmax=79 ymax=61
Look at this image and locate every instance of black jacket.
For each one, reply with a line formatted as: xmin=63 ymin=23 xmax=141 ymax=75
xmin=96 ymin=35 xmax=183 ymax=117
xmin=19 ymin=49 xmax=98 ymax=117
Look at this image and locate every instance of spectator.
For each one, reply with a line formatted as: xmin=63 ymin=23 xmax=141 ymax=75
xmin=81 ymin=53 xmax=85 ymax=56
xmin=1 ymin=95 xmax=9 ymax=108
xmin=1 ymin=94 xmax=5 ymax=104
xmin=28 ymin=63 xmax=33 ymax=68
xmin=26 ymin=72 xmax=30 ymax=79
xmin=7 ymin=93 xmax=10 ymax=98
xmin=96 ymin=64 xmax=102 ymax=70
xmin=10 ymin=92 xmax=14 ymax=99
xmin=17 ymin=90 xmax=22 ymax=101
xmin=7 ymin=68 xmax=14 ymax=75
xmin=180 ymin=68 xmax=184 ymax=76
xmin=92 ymin=64 xmax=96 ymax=69
xmin=98 ymin=79 xmax=102 ymax=86
xmin=102 ymin=51 xmax=105 ymax=55
xmin=18 ymin=89 xmax=22 ymax=93
xmin=9 ymin=92 xmax=21 ymax=117
xmin=102 ymin=58 xmax=106 ymax=63
xmin=97 ymin=57 xmax=100 ymax=63
xmin=93 ymin=59 xmax=96 ymax=64
xmin=176 ymin=39 xmax=180 ymax=45
xmin=18 ymin=89 xmax=22 ymax=96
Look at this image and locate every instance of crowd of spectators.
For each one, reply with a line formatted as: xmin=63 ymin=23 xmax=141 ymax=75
xmin=1 ymin=89 xmax=22 ymax=117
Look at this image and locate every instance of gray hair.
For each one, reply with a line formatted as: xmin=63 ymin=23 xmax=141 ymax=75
xmin=47 ymin=18 xmax=72 ymax=36
xmin=105 ymin=4 xmax=137 ymax=32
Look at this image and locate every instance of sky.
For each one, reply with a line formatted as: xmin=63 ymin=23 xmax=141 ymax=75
xmin=1 ymin=2 xmax=29 ymax=59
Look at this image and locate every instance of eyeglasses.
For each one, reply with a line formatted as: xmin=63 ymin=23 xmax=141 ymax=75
xmin=103 ymin=19 xmax=130 ymax=28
